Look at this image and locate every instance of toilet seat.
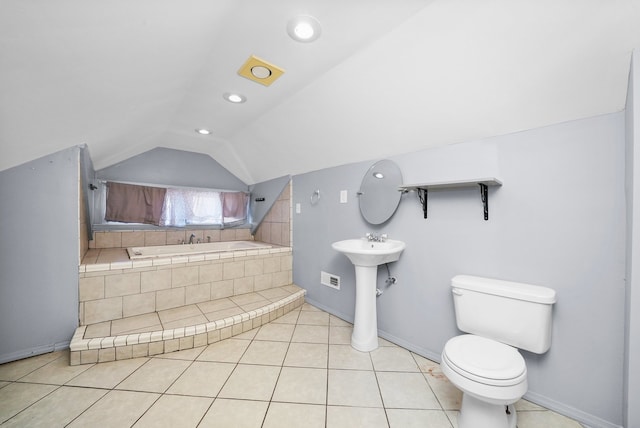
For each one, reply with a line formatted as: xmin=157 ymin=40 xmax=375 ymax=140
xmin=442 ymin=335 xmax=526 ymax=387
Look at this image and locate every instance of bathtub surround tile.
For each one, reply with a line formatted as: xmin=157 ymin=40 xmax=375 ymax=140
xmin=155 ymin=287 xmax=185 ymax=311
xmin=140 ymin=269 xmax=171 ymax=293
xmin=111 ymin=313 xmax=161 ymax=336
xmin=143 ymin=231 xmax=167 ymax=246
xmin=79 ymin=276 xmax=105 ymax=301
xmin=84 ymin=321 xmax=111 ymax=339
xmin=210 ymin=279 xmax=235 ymax=299
xmin=158 ymin=304 xmax=202 ymax=324
xmin=105 ymin=272 xmax=141 ymax=298
xmin=123 ymin=292 xmax=156 ymax=318
xmin=199 ymin=263 xmax=223 ymax=283
xmin=84 ymin=297 xmax=123 ymax=324
xmin=121 ymin=231 xmax=145 ymax=247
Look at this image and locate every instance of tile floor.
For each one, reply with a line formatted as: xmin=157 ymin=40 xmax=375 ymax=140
xmin=0 ymin=303 xmax=584 ymax=427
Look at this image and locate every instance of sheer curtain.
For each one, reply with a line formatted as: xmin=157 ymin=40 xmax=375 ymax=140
xmin=160 ymin=189 xmax=223 ymax=226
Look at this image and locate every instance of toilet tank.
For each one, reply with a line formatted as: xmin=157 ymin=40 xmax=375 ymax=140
xmin=451 ymin=275 xmax=557 ymax=354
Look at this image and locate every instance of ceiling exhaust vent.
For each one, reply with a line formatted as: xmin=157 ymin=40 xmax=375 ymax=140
xmin=237 ymin=55 xmax=285 ymax=87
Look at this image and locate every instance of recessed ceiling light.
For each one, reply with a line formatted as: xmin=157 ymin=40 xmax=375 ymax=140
xmin=223 ymin=93 xmax=246 ymax=103
xmin=195 ymin=128 xmax=211 ymax=135
xmin=287 ymin=15 xmax=321 ymax=43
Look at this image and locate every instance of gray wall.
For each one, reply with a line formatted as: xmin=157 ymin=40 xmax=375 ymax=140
xmin=624 ymin=49 xmax=640 ymax=428
xmin=0 ymin=146 xmax=80 ymax=363
xmin=293 ymin=112 xmax=626 ymax=428
xmin=249 ymin=175 xmax=290 ymax=234
xmin=97 ymin=147 xmax=248 ymax=191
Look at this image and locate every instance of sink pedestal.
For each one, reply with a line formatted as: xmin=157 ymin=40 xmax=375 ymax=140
xmin=351 ymin=265 xmax=379 ymax=352
xmin=331 ymin=238 xmax=406 ymax=353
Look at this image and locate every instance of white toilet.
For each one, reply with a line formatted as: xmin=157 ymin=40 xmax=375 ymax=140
xmin=440 ymin=275 xmax=556 ymax=428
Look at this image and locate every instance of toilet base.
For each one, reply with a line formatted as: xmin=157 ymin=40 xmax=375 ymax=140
xmin=458 ymin=393 xmax=517 ymax=428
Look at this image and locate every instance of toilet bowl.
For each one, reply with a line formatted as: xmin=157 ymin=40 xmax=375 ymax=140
xmin=441 ymin=334 xmax=528 ymax=428
xmin=441 ymin=275 xmax=556 ymax=428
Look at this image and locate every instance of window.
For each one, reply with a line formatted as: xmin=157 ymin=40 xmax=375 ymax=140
xmin=99 ymin=181 xmax=248 ymax=227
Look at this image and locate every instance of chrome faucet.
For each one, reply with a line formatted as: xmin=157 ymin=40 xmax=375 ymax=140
xmin=365 ymin=233 xmax=388 ymax=242
xmin=188 ymin=234 xmax=196 ymax=244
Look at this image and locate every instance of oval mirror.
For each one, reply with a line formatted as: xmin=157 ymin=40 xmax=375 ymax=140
xmin=358 ymin=159 xmax=403 ymax=224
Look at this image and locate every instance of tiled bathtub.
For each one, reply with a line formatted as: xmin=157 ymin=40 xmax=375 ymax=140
xmin=70 ymin=244 xmax=301 ymax=365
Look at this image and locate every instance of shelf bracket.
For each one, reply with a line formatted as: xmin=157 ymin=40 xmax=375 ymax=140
xmin=479 ymin=183 xmax=489 ymax=221
xmin=417 ymin=188 xmax=428 ymax=219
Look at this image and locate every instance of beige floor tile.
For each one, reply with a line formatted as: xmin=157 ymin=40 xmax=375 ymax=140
xmin=20 ymin=352 xmax=92 ymax=385
xmin=111 ymin=313 xmax=161 ymax=335
xmin=0 ymin=381 xmax=9 ymax=389
xmin=297 ymin=310 xmax=330 ymax=325
xmin=271 ymin=309 xmax=300 ymax=324
xmin=329 ymin=315 xmax=352 ymax=327
xmin=272 ymin=367 xmax=327 ymax=404
xmin=371 ymin=346 xmax=419 ymax=372
xmin=329 ymin=326 xmax=353 ymax=344
xmin=284 ymin=342 xmax=328 ymax=368
xmin=67 ymin=390 xmax=159 ymax=428
xmin=2 ymin=386 xmax=107 ymax=428
xmin=423 ymin=369 xmax=462 ymax=410
xmin=263 ymin=402 xmax=325 ymax=428
xmin=517 ymin=410 xmax=585 ymax=428
xmin=167 ymin=361 xmax=235 ymax=397
xmin=96 ymin=248 xmax=130 ymax=263
xmin=255 ymin=323 xmax=295 ymax=342
xmin=240 ymin=340 xmax=289 ymax=366
xmin=0 ymin=382 xmax=57 ymax=423
xmin=328 ymin=344 xmax=373 ymax=370
xmin=158 ymin=304 xmax=202 ymax=324
xmin=154 ymin=346 xmax=205 ymax=361
xmin=66 ymin=358 xmax=148 ymax=389
xmin=301 ymin=303 xmax=322 ymax=311
xmin=133 ymin=394 xmax=212 ymax=428
xmin=386 ymin=409 xmax=454 ymax=428
xmin=199 ymin=398 xmax=268 ymax=428
xmin=84 ymin=321 xmax=112 ymax=338
xmin=162 ymin=314 xmax=208 ymax=329
xmin=327 ymin=369 xmax=383 ymax=408
xmin=236 ymin=327 xmax=260 ymax=340
xmin=377 ymin=371 xmax=441 ymax=409
xmin=197 ymin=338 xmax=250 ymax=363
xmin=515 ymin=398 xmax=546 ymax=411
xmin=0 ymin=351 xmax=64 ymax=381
xmin=218 ymin=364 xmax=281 ymax=401
xmin=291 ymin=324 xmax=329 ymax=343
xmin=197 ymin=297 xmax=237 ymax=314
xmin=115 ymin=358 xmax=190 ymax=393
xmin=445 ymin=410 xmax=459 ymax=428
xmin=326 ymin=406 xmax=389 ymax=428
xmin=412 ymin=353 xmax=440 ymax=373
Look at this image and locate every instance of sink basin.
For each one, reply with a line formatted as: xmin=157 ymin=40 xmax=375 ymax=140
xmin=331 ymin=238 xmax=406 ymax=267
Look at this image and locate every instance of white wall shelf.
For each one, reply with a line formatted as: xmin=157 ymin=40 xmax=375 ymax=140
xmin=398 ymin=177 xmax=502 ymax=220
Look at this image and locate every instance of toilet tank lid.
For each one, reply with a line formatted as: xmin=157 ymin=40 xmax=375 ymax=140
xmin=451 ymin=275 xmax=557 ymax=304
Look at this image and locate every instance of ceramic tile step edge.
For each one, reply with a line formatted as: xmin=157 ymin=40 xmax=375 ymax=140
xmin=69 ymin=288 xmax=306 ymax=366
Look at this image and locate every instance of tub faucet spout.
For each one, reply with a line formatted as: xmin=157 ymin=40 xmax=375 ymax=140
xmin=188 ymin=234 xmax=196 ymax=244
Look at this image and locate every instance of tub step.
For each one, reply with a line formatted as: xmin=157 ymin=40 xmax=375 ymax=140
xmin=69 ymin=285 xmax=306 ymax=365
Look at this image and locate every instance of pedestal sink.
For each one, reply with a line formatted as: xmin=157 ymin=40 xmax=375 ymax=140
xmin=332 ymin=238 xmax=406 ymax=352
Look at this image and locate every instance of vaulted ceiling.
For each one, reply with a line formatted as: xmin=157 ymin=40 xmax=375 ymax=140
xmin=2 ymin=0 xmax=640 ymax=184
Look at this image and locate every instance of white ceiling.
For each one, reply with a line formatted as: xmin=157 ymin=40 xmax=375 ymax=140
xmin=2 ymin=0 xmax=640 ymax=184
